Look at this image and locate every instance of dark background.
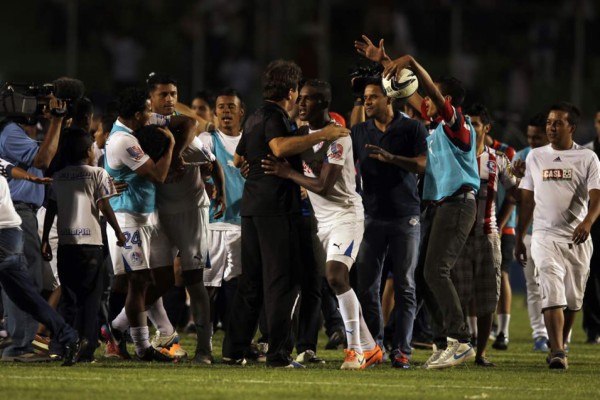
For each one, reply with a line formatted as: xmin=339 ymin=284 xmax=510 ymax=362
xmin=1 ymin=0 xmax=599 ymax=147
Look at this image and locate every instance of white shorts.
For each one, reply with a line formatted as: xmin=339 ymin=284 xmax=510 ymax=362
xmin=316 ymin=219 xmax=364 ymax=269
xmin=204 ymin=227 xmax=242 ymax=286
xmin=530 ymin=235 xmax=593 ymax=311
xmin=107 ymin=223 xmax=161 ymax=276
xmin=153 ymin=206 xmax=210 ymax=271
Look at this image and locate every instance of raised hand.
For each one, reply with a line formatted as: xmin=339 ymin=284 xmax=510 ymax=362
xmin=382 ymin=55 xmax=412 ymax=80
xmin=512 ymin=159 xmax=526 ymax=179
xmin=365 ymin=144 xmax=395 ymax=164
xmin=354 ymin=35 xmax=388 ymax=63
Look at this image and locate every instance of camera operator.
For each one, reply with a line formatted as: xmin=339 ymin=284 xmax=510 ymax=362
xmin=0 ymin=97 xmax=66 ymax=361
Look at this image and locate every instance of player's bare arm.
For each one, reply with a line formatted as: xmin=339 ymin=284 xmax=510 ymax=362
xmin=573 ymin=189 xmax=600 ymax=245
xmin=261 ymin=154 xmax=341 ymax=196
xmin=268 ymin=125 xmax=349 ymax=158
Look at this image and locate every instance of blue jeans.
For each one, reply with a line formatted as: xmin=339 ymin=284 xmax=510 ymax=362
xmin=0 ymin=228 xmax=77 ymax=356
xmin=1 ymin=205 xmax=42 ymax=357
xmin=355 ymin=215 xmax=420 ymax=356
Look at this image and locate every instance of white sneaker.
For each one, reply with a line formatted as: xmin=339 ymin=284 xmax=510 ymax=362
xmin=422 ymin=344 xmax=444 ymax=369
xmin=428 ymin=338 xmax=474 ymax=369
xmin=340 ymin=349 xmax=365 ymax=370
xmin=151 ymin=330 xmax=188 ymax=358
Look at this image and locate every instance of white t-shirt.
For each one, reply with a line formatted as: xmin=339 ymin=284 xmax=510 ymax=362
xmin=51 ymin=165 xmax=117 ymax=245
xmin=0 ymin=159 xmax=21 ymax=228
xmin=519 ymin=143 xmax=600 ymax=241
xmin=301 ymin=130 xmax=363 ymax=225
xmin=155 ymin=136 xmax=215 ymax=214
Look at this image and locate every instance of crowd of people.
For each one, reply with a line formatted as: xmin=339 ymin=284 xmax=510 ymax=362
xmin=1 ymin=35 xmax=599 ymax=371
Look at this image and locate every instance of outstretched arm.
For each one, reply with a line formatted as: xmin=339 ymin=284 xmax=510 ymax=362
xmin=261 ymin=154 xmax=341 ymax=196
xmin=269 ymin=124 xmax=349 ymax=158
xmin=365 ymin=144 xmax=426 ymax=174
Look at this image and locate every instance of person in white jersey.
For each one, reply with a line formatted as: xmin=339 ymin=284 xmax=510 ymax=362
xmin=262 ymin=79 xmax=382 ymax=369
xmin=103 ymin=87 xmax=176 ymax=362
xmin=516 ymin=102 xmax=600 ymax=370
xmin=200 ymin=89 xmax=245 ymax=339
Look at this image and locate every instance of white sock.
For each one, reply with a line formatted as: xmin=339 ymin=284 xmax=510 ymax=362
xmin=467 ymin=316 xmax=478 ymax=337
xmin=359 ymin=306 xmax=377 ymax=352
xmin=336 ymin=289 xmax=362 ymax=353
xmin=498 ymin=314 xmax=510 ymax=338
xmin=147 ymin=298 xmax=175 ymax=336
xmin=112 ymin=308 xmax=130 ymax=332
xmin=130 ymin=326 xmax=150 ymax=356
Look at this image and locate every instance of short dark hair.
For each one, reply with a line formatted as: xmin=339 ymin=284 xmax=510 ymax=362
xmin=262 ymin=59 xmax=302 ymax=101
xmin=527 ymin=112 xmax=547 ymax=130
xmin=214 ymin=88 xmax=245 ymax=110
xmin=548 ymin=101 xmax=581 ymax=126
xmin=363 ymin=76 xmax=386 ymax=96
xmin=435 ymin=75 xmax=466 ymax=107
xmin=465 ymin=103 xmax=492 ymax=125
xmin=55 ymin=127 xmax=93 ymax=169
xmin=117 ymin=87 xmax=148 ymax=119
xmin=147 ymin=72 xmax=178 ymax=93
xmin=301 ymin=79 xmax=332 ymax=105
xmin=101 ymin=114 xmax=117 ymax=133
xmin=193 ymin=90 xmax=215 ymax=109
xmin=133 ymin=125 xmax=170 ymax=162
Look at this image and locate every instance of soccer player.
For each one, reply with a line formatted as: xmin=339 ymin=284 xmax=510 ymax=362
xmin=262 ymin=79 xmax=382 ymax=369
xmin=512 ymin=113 xmax=551 ymax=351
xmin=356 ymin=35 xmax=480 ymax=369
xmin=41 ymin=128 xmax=126 ymax=362
xmin=199 ymin=89 xmax=245 ymax=353
xmin=515 ymin=102 xmax=600 ymax=369
xmin=147 ymin=73 xmax=225 ymax=363
xmin=452 ymin=104 xmax=517 ymax=367
xmin=223 ymin=60 xmax=348 ymax=368
xmin=103 ymin=87 xmax=175 ymax=362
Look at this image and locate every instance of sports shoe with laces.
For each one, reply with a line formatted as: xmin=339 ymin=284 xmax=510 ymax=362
xmin=62 ymin=338 xmax=84 ymax=367
xmin=391 ymin=349 xmax=410 ymax=369
xmin=362 ymin=345 xmax=383 ymax=368
xmin=325 ymin=329 xmax=346 ymax=350
xmin=340 ymin=349 xmax=365 ymax=370
xmin=533 ymin=336 xmax=549 ymax=352
xmin=296 ymin=349 xmax=326 ymax=364
xmin=100 ymin=324 xmax=130 ymax=360
xmin=152 ymin=331 xmax=187 ymax=359
xmin=492 ymin=333 xmax=509 ymax=350
xmin=32 ymin=334 xmax=50 ymax=354
xmin=422 ymin=344 xmax=444 ymax=369
xmin=427 ymin=338 xmax=475 ymax=369
xmin=474 ymin=356 xmax=496 ymax=367
xmin=135 ymin=346 xmax=175 ymax=362
xmin=282 ymin=360 xmax=306 ymax=368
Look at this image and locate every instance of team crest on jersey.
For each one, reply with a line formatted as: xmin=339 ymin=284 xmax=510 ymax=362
xmin=126 ymin=145 xmax=145 ymax=161
xmin=486 ymin=160 xmax=497 ymax=173
xmin=328 ymin=142 xmax=343 ymax=161
xmin=543 ymin=168 xmax=572 ymax=181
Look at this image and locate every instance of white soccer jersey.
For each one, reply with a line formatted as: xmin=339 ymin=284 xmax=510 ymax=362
xmin=301 ymin=129 xmax=363 ymax=225
xmin=104 ymin=128 xmax=150 ymax=172
xmin=155 ymin=136 xmax=215 ymax=214
xmin=200 ymin=130 xmax=241 ymax=160
xmin=519 ymin=143 xmax=600 ymax=242
xmin=0 ymin=159 xmax=22 ymax=228
xmin=51 ymin=165 xmax=117 ymax=245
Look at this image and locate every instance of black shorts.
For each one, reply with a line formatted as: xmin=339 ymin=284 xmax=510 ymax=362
xmin=500 ymin=234 xmax=516 ymax=273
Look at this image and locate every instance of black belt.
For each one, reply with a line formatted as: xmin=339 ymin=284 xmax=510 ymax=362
xmin=13 ymin=201 xmax=40 ymax=211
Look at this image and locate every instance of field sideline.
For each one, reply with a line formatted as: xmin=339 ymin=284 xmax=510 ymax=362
xmin=1 ymin=295 xmax=600 ymax=400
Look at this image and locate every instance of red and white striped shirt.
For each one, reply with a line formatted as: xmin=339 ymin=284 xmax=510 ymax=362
xmin=474 ymin=147 xmax=516 ymax=235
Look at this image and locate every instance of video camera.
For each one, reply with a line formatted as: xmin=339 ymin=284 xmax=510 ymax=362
xmin=349 ymin=61 xmax=384 ymax=97
xmin=0 ymin=78 xmax=85 ymax=122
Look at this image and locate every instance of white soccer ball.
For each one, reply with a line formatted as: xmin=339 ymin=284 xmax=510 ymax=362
xmin=381 ymin=69 xmax=418 ymax=99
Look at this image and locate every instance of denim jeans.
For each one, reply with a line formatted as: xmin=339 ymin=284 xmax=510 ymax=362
xmin=0 ymin=228 xmax=77 ymax=355
xmin=355 ymin=215 xmax=420 ymax=356
xmin=1 ymin=205 xmax=42 ymax=357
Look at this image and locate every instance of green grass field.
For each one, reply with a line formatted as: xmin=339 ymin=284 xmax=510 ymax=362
xmin=2 ymin=295 xmax=600 ymax=400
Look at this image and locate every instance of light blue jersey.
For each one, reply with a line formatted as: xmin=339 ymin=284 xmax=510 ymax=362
xmin=208 ymin=132 xmax=244 ymax=224
xmin=423 ymin=118 xmax=480 ymax=201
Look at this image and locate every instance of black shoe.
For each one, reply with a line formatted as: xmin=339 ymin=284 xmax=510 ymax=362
xmin=475 ymin=356 xmax=496 ymax=367
xmin=222 ymin=357 xmax=247 ymax=366
xmin=135 ymin=346 xmax=175 ymax=362
xmin=62 ymin=339 xmax=85 ymax=366
xmin=193 ymin=352 xmax=214 ymax=364
xmin=325 ymin=329 xmax=346 ymax=350
xmin=548 ymin=351 xmax=567 ymax=370
xmin=492 ymin=333 xmax=508 ymax=350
